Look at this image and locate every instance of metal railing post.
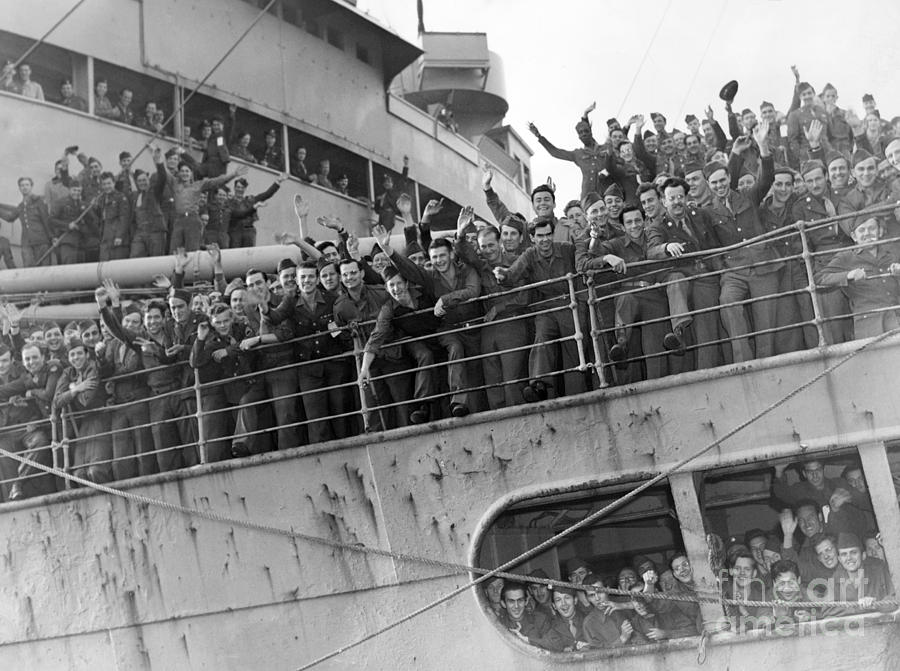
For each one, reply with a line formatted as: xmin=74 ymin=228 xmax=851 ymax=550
xmin=351 ymin=332 xmax=371 ymax=433
xmin=60 ymin=410 xmax=72 ymax=489
xmin=566 ymin=274 xmax=588 ymax=372
xmin=193 ymin=368 xmax=208 ymax=464
xmin=584 ymin=277 xmax=609 ymax=388
xmin=797 ymin=221 xmax=828 ymax=347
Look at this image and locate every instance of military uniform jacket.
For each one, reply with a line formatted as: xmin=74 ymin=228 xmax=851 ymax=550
xmin=760 ymin=194 xmax=802 ymax=258
xmin=837 ymin=179 xmax=899 ymax=238
xmin=499 ymin=610 xmax=568 ymax=653
xmin=790 ymin=192 xmax=852 ymax=258
xmin=537 ymin=136 xmax=612 ymax=199
xmin=97 ymin=190 xmax=131 ymax=245
xmin=51 ymin=195 xmax=99 ymax=247
xmin=189 ymin=322 xmax=256 ymax=388
xmin=816 ymin=244 xmax=900 ymax=312
xmin=54 ymin=360 xmax=106 ymax=412
xmin=283 ymin=289 xmax=343 ymax=361
xmin=0 ymin=360 xmax=63 ymax=419
xmin=646 ymin=207 xmax=722 ymax=275
xmin=0 ymin=195 xmax=52 ymax=246
xmin=707 ymin=154 xmax=781 ymax=274
xmin=228 ymin=181 xmax=280 ymax=231
xmin=130 ymin=162 xmax=168 ymax=235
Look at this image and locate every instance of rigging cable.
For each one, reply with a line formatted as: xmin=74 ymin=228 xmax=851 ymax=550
xmin=674 ymin=0 xmax=728 ymax=124
xmin=294 ymin=325 xmax=900 ymax=670
xmin=1 ymin=325 xmax=898 ymax=666
xmin=10 ymin=0 xmax=88 ymax=69
xmin=31 ymin=0 xmax=280 ymax=266
xmin=615 ymin=0 xmax=673 ymax=119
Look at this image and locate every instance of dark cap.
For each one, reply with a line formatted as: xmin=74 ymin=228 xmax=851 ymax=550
xmin=719 ymin=80 xmax=739 ymax=103
xmin=773 ymin=165 xmax=795 ymax=178
xmin=800 ymin=159 xmax=826 ymax=177
xmin=862 ymin=93 xmax=875 ymax=103
xmin=759 ymin=100 xmax=775 ymax=110
xmin=199 ymin=119 xmax=211 ymax=128
xmin=404 ymin=240 xmax=424 ymax=257
xmin=210 ymin=303 xmax=231 ymax=317
xmin=276 ymin=257 xmax=297 ymax=273
xmin=837 ymin=532 xmax=862 ymax=550
xmin=265 ymin=128 xmax=277 ymax=138
xmin=703 ymin=160 xmax=728 ymax=179
xmin=852 ymin=148 xmax=875 ymax=168
xmin=122 ymin=302 xmax=142 ymax=317
xmin=168 ymin=287 xmax=191 ymax=304
xmin=650 ymin=112 xmax=666 ymax=122
xmin=643 ymin=130 xmax=656 ymax=140
xmin=565 ymin=557 xmax=588 ymax=575
xmin=603 ymin=183 xmax=624 ymax=200
xmin=606 ymin=117 xmax=620 ymax=128
xmin=632 ymin=555 xmax=655 ymax=574
xmin=740 ymin=108 xmax=754 ymax=117
xmin=500 ymin=213 xmax=525 ymax=235
xmin=825 ymin=150 xmax=848 ymax=167
xmin=685 ymin=114 xmax=698 ymax=124
xmin=581 ymin=191 xmax=603 ymax=211
xmin=683 ymin=161 xmax=704 ymax=177
xmin=235 ymin=177 xmax=248 ymax=187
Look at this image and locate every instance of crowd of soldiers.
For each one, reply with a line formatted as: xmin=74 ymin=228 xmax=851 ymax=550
xmin=486 ymin=458 xmax=891 ymax=652
xmin=1 ymin=67 xmax=900 ymax=502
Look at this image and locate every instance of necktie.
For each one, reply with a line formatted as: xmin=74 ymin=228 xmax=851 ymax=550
xmin=568 ymin=619 xmax=577 ymax=639
xmin=824 ymin=198 xmax=837 ymax=218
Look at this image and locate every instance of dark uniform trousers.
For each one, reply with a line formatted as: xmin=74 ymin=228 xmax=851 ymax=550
xmin=109 ymin=392 xmax=157 ymax=480
xmin=68 ymin=410 xmax=113 ymax=485
xmin=297 ymin=359 xmax=351 ymax=444
xmin=613 ymin=285 xmax=670 ymax=380
xmin=481 ymin=318 xmax=529 ymax=410
xmin=366 ymin=354 xmax=413 ymax=432
xmin=130 ymin=231 xmax=166 ymax=258
xmin=148 ymin=382 xmax=199 ymax=472
xmin=719 ymin=264 xmax=780 ymax=362
xmin=405 ymin=333 xmax=469 ymax=410
xmin=775 ymin=260 xmax=818 ymax=352
xmin=171 ymin=214 xmax=204 ymax=252
xmin=0 ymin=425 xmax=56 ymax=500
xmin=238 ymin=364 xmax=302 ymax=452
xmin=664 ymin=269 xmax=722 ymax=370
xmin=530 ymin=300 xmax=589 ymax=397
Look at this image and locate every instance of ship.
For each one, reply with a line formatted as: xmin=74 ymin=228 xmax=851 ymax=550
xmin=2 ymin=1 xmax=900 ymax=671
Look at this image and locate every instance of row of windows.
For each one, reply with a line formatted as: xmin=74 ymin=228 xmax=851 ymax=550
xmin=1 ymin=28 xmax=470 ymax=230
xmin=478 ymin=443 xmax=897 ymax=654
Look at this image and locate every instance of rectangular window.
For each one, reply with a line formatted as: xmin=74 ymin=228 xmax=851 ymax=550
xmin=326 ymin=26 xmax=344 ymax=50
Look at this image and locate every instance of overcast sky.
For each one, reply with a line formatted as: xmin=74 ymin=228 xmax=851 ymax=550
xmin=363 ymin=0 xmax=900 ymax=205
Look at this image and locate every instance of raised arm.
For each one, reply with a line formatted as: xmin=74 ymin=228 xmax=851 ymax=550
xmin=528 ymin=122 xmax=576 ymax=162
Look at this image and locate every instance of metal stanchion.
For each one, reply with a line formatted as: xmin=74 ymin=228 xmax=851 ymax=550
xmin=193 ymin=368 xmax=208 ymax=464
xmin=584 ymin=278 xmax=609 ymax=388
xmin=797 ymin=221 xmax=828 ymax=347
xmin=566 ymin=274 xmax=588 ymax=373
xmin=351 ymin=330 xmax=372 ymax=433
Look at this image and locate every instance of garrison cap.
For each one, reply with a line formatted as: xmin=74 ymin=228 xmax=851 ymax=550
xmin=168 ymin=287 xmax=191 ymax=304
xmin=825 ymin=150 xmax=848 ymax=167
xmin=276 ymin=257 xmax=298 ymax=273
xmin=837 ymin=532 xmax=863 ymax=550
xmin=703 ymin=160 xmax=728 ymax=179
xmin=683 ymin=161 xmax=704 ymax=177
xmin=684 ymin=114 xmax=698 ymax=124
xmin=799 ymin=159 xmax=826 ymax=177
xmin=603 ymin=183 xmax=624 ymax=200
xmin=852 ymin=148 xmax=876 ymax=168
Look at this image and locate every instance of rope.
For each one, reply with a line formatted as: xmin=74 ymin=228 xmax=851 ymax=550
xmin=291 ymin=324 xmax=900 ymax=668
xmin=12 ymin=0 xmax=88 ymax=69
xmin=0 ymin=326 xmax=897 ymax=670
xmin=615 ymin=0 xmax=673 ymax=119
xmin=32 ymin=0 xmax=280 ymax=266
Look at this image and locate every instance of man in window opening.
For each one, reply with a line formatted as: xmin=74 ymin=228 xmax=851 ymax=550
xmin=197 ymin=114 xmax=230 ymax=178
xmin=136 ymin=101 xmax=161 ymax=133
xmin=498 ymin=581 xmax=567 ymax=652
xmin=16 ymin=63 xmax=44 ymax=101
xmin=833 ymin=531 xmax=894 ymax=612
xmin=641 ymin=552 xmax=701 ymax=640
xmin=780 ymin=504 xmax=846 ymax=586
xmin=227 ymin=175 xmax=284 ymax=249
xmin=526 ymin=569 xmax=553 ymax=618
xmin=373 ymin=156 xmax=410 ymax=231
xmin=93 ymin=78 xmax=115 ymax=118
xmin=258 ymin=128 xmax=283 ymax=171
xmin=547 ymin=584 xmax=588 ymax=651
xmin=290 ymin=146 xmax=314 ymax=183
xmin=58 ymin=79 xmax=87 ymax=111
xmin=582 ymin=573 xmax=643 ymax=647
xmin=745 ymin=529 xmax=782 ymax=580
xmin=725 ymin=551 xmax=774 ymax=630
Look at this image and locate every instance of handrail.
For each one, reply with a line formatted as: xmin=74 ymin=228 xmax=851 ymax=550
xmin=4 ymin=197 xmax=900 ymax=496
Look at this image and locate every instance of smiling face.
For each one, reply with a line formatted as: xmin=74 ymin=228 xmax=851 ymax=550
xmin=731 ymin=556 xmax=757 ymax=589
xmin=854 ymin=157 xmax=878 ymax=189
xmin=838 ymin=545 xmax=864 ymax=573
xmin=552 ymin=591 xmax=577 ymax=619
xmin=318 ymin=264 xmax=339 ymax=291
xmin=500 ymin=224 xmax=522 ymax=252
xmin=429 ymin=244 xmax=452 ymax=273
xmin=708 ymin=168 xmax=730 ymax=199
xmin=21 ymin=345 xmax=44 ymax=375
xmin=502 ymin=587 xmax=526 ymax=622
xmin=385 ymin=273 xmax=409 ymax=302
xmin=664 ymin=183 xmax=687 ymax=219
xmin=67 ymin=345 xmax=88 ymax=371
xmin=814 ymin=537 xmax=838 ymax=570
xmin=803 ymin=168 xmax=827 ymax=197
xmin=623 ymin=208 xmax=644 ymax=240
xmin=796 ymin=504 xmax=824 ymax=538
xmin=575 ymin=121 xmax=593 ymax=145
xmin=773 ymin=570 xmax=801 ymax=601
xmin=532 ymin=191 xmax=555 ymax=218
xmin=852 ymin=218 xmax=881 ymax=245
xmin=639 ymin=189 xmax=660 ymax=218
xmin=671 ymin=556 xmax=693 ymax=584
xmin=530 ymin=223 xmax=554 ymax=257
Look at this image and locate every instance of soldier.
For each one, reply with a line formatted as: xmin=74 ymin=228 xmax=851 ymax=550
xmin=527 ymin=102 xmax=613 ymax=199
xmin=791 ymin=159 xmax=854 ymax=344
xmin=257 ymin=128 xmax=284 ymax=170
xmin=227 ymin=175 xmax=283 ymax=248
xmin=96 ymin=303 xmax=156 ymax=480
xmin=817 ymin=216 xmax=900 ymax=337
xmin=53 ymin=341 xmax=113 ymax=484
xmin=129 ymin=148 xmax=169 ymax=257
xmin=579 ymin=205 xmax=670 ymax=380
xmin=51 ymin=181 xmax=99 ymax=264
xmin=786 ymin=82 xmax=832 ymax=163
xmin=0 ymin=344 xmax=60 ymax=500
xmin=96 ymin=171 xmax=131 ymax=260
xmin=838 ymin=149 xmax=899 ymax=239
xmin=646 ymin=177 xmax=723 ymax=369
xmin=706 ymin=120 xmax=781 ymax=362
xmin=190 ymin=304 xmax=256 ymax=463
xmin=0 ymin=177 xmax=52 ymax=266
